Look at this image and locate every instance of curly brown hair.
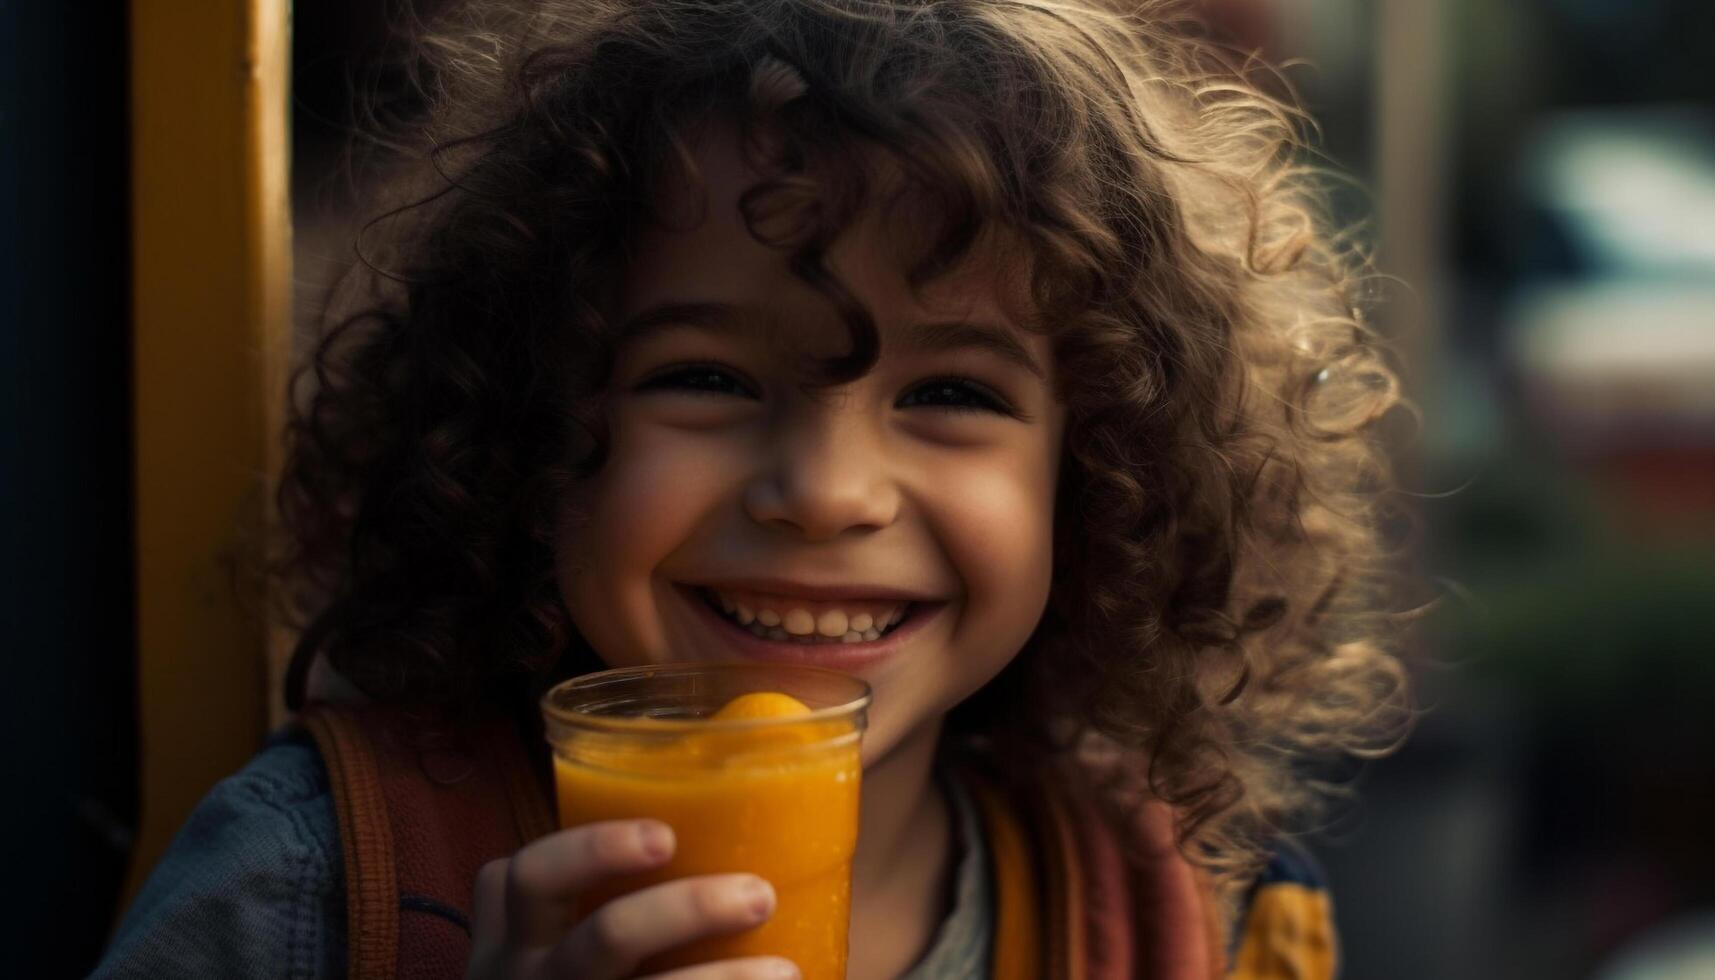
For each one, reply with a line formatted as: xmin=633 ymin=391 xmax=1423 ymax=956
xmin=279 ymin=0 xmax=1414 ymax=914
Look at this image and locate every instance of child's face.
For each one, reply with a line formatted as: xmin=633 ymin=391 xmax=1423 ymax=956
xmin=556 ymin=121 xmax=1065 ymax=765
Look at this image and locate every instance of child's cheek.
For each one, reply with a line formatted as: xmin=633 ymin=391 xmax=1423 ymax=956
xmin=963 ymin=476 xmax=1055 ymax=625
xmin=554 ymin=423 xmax=742 ymax=666
xmin=920 ymin=441 xmax=1059 ymax=671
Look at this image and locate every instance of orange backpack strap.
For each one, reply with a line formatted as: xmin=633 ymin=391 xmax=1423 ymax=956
xmin=963 ymin=759 xmax=1228 ymax=980
xmin=963 ymin=771 xmax=1046 ymax=979
xmin=962 ymin=760 xmax=1122 ymax=980
xmin=298 ymin=703 xmax=557 ymax=980
xmin=1058 ymin=781 xmax=1133 ymax=979
xmin=299 ymin=705 xmax=400 ymax=980
xmin=1123 ymin=798 xmax=1226 ymax=980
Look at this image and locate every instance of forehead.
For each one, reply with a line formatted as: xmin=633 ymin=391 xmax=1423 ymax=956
xmin=620 ymin=118 xmax=1039 ymax=344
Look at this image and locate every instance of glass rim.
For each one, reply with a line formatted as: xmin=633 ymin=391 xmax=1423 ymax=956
xmin=540 ymin=661 xmax=873 ymax=735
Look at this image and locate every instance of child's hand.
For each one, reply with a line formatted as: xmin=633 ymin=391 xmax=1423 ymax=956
xmin=464 ymin=819 xmax=798 ymax=980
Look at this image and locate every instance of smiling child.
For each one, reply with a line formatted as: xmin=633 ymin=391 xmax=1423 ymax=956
xmin=95 ymin=2 xmax=1413 ymax=978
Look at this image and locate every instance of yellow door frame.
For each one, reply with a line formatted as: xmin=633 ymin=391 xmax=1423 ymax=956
xmin=123 ymin=0 xmax=292 ymax=911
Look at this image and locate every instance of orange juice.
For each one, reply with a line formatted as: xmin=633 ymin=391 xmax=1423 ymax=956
xmin=543 ymin=666 xmax=869 ymax=979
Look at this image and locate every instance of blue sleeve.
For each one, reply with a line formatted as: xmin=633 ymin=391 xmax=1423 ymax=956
xmin=1251 ymin=837 xmax=1328 ymax=890
xmin=90 ymin=727 xmax=347 ymax=979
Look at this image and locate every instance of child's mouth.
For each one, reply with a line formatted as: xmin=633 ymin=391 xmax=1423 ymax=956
xmin=694 ymin=586 xmax=915 ymax=645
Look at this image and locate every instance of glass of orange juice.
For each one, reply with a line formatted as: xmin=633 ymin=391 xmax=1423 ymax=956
xmin=541 ymin=662 xmax=870 ymax=978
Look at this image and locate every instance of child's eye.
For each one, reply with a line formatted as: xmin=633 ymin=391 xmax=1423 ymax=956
xmin=897 ymin=377 xmax=1013 ymax=416
xmin=635 ymin=363 xmax=756 ymax=398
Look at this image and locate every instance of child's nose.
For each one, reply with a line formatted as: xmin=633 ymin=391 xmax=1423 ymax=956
xmin=741 ymin=416 xmax=901 ymax=541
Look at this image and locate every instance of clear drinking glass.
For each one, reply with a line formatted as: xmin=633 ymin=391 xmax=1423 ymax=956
xmin=541 ymin=662 xmax=871 ymax=978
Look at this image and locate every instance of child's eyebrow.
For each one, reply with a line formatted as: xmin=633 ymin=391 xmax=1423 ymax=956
xmin=906 ymin=319 xmax=1046 ymax=380
xmin=618 ymin=300 xmax=1046 ymax=380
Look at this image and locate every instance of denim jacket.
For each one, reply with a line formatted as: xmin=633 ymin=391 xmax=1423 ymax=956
xmin=91 ymin=728 xmax=347 ymax=979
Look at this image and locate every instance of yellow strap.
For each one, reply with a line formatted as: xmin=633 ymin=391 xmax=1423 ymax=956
xmin=1037 ymin=781 xmax=1087 ymax=980
xmin=1227 ymin=883 xmax=1337 ymax=980
xmin=966 ymin=775 xmax=1044 ymax=979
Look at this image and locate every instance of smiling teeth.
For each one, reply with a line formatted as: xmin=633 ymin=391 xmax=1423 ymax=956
xmin=746 ymin=621 xmax=885 ymax=644
xmin=816 ymin=610 xmax=848 ymax=637
xmin=704 ymin=586 xmax=915 ymax=644
xmin=783 ymin=608 xmax=815 ymax=635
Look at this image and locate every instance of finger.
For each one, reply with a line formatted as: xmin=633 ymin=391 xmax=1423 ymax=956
xmin=505 ymin=819 xmax=676 ymax=947
xmin=642 ymin=957 xmax=801 ymax=980
xmin=471 ymin=859 xmax=511 ymax=946
xmin=544 ymin=873 xmax=776 ymax=980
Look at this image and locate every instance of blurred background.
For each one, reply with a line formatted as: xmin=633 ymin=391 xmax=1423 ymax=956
xmin=1223 ymin=2 xmax=1715 ymax=978
xmin=5 ymin=0 xmax=1713 ymax=977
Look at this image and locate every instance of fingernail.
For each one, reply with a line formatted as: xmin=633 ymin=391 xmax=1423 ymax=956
xmin=637 ymin=821 xmax=674 ymax=859
xmin=762 ymin=957 xmax=800 ymax=979
xmin=738 ymin=876 xmax=776 ymax=920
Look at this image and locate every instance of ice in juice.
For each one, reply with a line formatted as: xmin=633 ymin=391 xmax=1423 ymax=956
xmin=551 ymin=690 xmax=862 ymax=978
